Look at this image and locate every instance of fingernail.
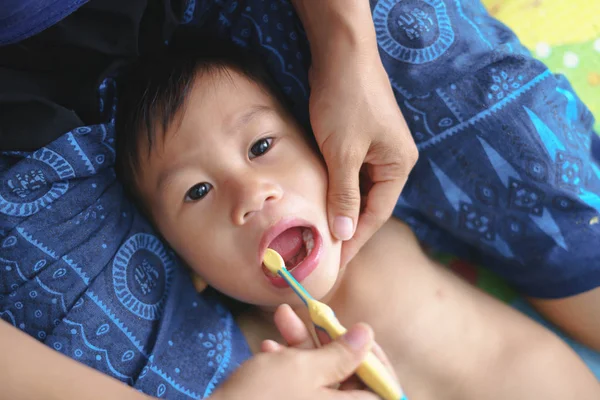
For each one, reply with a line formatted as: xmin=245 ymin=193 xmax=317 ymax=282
xmin=342 ymin=325 xmax=369 ymax=351
xmin=334 ymin=216 xmax=353 ymax=241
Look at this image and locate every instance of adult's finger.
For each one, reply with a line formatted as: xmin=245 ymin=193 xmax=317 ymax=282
xmin=338 ymin=378 xmax=365 ymax=392
xmin=341 ymin=163 xmax=406 ymax=266
xmin=309 ymin=323 xmax=374 ymax=387
xmin=370 ymin=340 xmax=399 ymax=382
xmin=321 ymin=137 xmax=365 ymax=241
xmin=338 ymin=339 xmax=398 ymax=392
xmin=273 ymin=304 xmax=315 ymax=349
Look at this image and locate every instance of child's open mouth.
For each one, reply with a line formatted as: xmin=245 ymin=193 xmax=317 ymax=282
xmin=266 ymin=227 xmax=314 ymax=272
xmin=260 ymin=220 xmax=322 ymax=288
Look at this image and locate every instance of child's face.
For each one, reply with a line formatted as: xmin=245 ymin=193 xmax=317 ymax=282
xmin=136 ymin=68 xmax=342 ymax=307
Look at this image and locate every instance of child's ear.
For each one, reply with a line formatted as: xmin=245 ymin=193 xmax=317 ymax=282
xmin=191 ymin=272 xmax=208 ymax=292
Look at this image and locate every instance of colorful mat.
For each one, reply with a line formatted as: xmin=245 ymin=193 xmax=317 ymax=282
xmin=483 ymin=0 xmax=600 ymax=132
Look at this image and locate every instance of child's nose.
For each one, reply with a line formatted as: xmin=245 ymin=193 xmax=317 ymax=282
xmin=230 ymin=177 xmax=282 ymax=225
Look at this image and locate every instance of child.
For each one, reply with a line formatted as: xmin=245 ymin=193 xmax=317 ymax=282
xmin=115 ymin=41 xmax=600 ymax=399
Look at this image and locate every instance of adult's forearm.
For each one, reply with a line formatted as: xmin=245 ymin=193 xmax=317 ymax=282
xmin=290 ymin=0 xmax=379 ymax=67
xmin=0 ymin=320 xmax=152 ymax=400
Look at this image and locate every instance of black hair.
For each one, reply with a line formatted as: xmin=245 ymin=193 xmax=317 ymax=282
xmin=114 ymin=36 xmax=298 ymax=216
xmin=114 ymin=37 xmax=308 ymax=315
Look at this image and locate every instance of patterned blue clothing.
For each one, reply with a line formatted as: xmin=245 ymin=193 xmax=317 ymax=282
xmin=201 ymin=0 xmax=600 ymax=299
xmin=1 ymin=0 xmax=599 ymax=399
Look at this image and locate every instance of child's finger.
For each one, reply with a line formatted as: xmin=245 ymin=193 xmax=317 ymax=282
xmin=260 ymin=339 xmax=283 ymax=353
xmin=273 ymin=304 xmax=315 ymax=349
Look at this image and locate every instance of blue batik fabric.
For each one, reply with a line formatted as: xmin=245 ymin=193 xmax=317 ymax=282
xmin=1 ymin=1 xmax=599 ymax=399
xmin=192 ymin=0 xmax=600 ymax=298
xmin=0 ymin=76 xmax=251 ymax=398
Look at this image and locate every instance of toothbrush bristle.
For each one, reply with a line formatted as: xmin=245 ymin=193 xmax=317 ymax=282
xmin=263 ymin=249 xmax=286 ymax=274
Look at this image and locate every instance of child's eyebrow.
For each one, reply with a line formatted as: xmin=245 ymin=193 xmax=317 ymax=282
xmin=156 ymin=167 xmax=181 ymax=197
xmin=154 ymin=105 xmax=276 ymax=195
xmin=229 ymin=105 xmax=274 ymax=133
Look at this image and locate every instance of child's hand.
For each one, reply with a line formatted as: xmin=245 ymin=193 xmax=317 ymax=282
xmin=262 ymin=304 xmax=399 ymax=393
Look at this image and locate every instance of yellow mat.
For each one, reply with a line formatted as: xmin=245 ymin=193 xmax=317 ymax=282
xmin=483 ymin=0 xmax=600 ymax=131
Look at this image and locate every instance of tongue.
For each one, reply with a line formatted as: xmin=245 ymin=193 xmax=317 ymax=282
xmin=268 ymin=227 xmax=304 ymax=262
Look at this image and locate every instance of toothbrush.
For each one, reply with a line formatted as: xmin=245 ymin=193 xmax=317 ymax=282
xmin=263 ymin=249 xmax=406 ymax=400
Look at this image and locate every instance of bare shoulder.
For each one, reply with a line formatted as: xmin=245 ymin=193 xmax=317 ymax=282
xmin=334 ymin=217 xmax=441 ymax=333
xmin=349 ymin=217 xmax=430 ymax=274
xmin=336 ymin=220 xmax=600 ymax=399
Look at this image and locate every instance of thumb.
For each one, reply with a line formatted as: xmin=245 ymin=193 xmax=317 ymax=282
xmin=326 ymin=151 xmax=363 ymax=241
xmin=311 ymin=323 xmax=374 ymax=387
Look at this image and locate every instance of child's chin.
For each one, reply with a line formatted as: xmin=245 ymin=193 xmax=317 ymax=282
xmin=305 ymin=274 xmax=338 ymax=301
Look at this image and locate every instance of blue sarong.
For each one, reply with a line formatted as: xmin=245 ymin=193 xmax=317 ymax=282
xmin=1 ymin=1 xmax=599 ymax=398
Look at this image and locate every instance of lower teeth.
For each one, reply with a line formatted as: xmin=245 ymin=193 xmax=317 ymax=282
xmin=265 ymin=228 xmax=315 ymax=275
xmin=302 ymin=228 xmax=314 ymax=253
xmin=286 ymin=229 xmax=314 ymax=271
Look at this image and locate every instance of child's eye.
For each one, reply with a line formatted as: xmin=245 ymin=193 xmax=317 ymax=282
xmin=249 ymin=138 xmax=273 ymax=159
xmin=185 ymin=182 xmax=212 ymax=202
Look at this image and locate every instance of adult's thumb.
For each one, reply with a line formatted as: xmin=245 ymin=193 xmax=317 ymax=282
xmin=327 ymin=156 xmax=362 ymax=241
xmin=312 ymin=323 xmax=374 ymax=387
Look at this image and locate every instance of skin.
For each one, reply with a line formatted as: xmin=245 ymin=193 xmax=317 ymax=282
xmin=529 ymin=290 xmax=600 ymax=351
xmin=0 ymin=3 xmax=417 ymax=398
xmin=5 ymin=1 xmax=597 ymax=398
xmin=0 ymin=320 xmax=153 ymax=400
xmin=137 ymin=68 xmax=342 ymax=308
xmin=325 ymin=220 xmax=600 ymax=399
xmin=0 ymin=318 xmax=381 ymax=400
xmin=292 ymin=0 xmax=600 ymax=355
xmin=212 ymin=323 xmax=384 ymax=400
xmin=1 ymin=1 xmax=400 ymax=399
xmin=137 ymin=69 xmax=600 ymax=400
xmin=292 ymin=0 xmax=418 ymax=265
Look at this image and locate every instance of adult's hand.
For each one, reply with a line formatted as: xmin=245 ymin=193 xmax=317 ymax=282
xmin=262 ymin=304 xmax=400 ymax=393
xmin=292 ymin=0 xmax=418 ymax=266
xmin=0 ymin=309 xmax=377 ymax=400
xmin=211 ymin=311 xmax=381 ymax=400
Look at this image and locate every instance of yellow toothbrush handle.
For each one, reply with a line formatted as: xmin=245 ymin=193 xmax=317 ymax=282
xmin=356 ymin=352 xmax=403 ymax=400
xmin=308 ymin=300 xmax=403 ymax=400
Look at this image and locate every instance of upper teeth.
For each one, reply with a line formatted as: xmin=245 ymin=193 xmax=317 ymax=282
xmin=302 ymin=228 xmax=314 ymax=254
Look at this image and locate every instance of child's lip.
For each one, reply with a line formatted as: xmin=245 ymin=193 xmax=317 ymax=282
xmin=258 ymin=217 xmax=313 ymax=266
xmin=260 ymin=224 xmax=323 ymax=288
